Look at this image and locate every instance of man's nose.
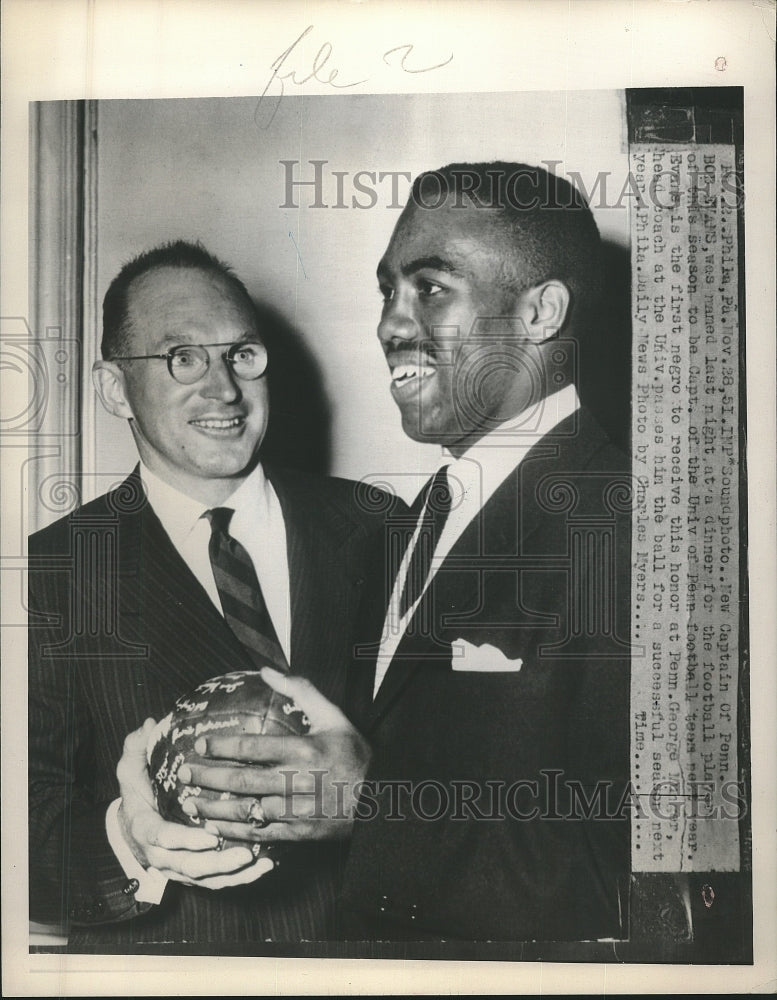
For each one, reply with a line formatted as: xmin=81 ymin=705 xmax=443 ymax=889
xmin=377 ymin=293 xmax=419 ymax=346
xmin=199 ymin=353 xmax=240 ymax=402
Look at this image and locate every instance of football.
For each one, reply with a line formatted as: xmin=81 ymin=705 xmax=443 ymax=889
xmin=146 ymin=670 xmax=310 ymax=860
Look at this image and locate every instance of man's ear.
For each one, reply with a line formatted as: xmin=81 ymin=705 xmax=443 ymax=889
xmin=517 ymin=280 xmax=571 ymax=343
xmin=92 ymin=361 xmax=134 ymax=420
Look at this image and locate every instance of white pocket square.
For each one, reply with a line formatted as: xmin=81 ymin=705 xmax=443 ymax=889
xmin=451 ymin=638 xmax=523 ymax=672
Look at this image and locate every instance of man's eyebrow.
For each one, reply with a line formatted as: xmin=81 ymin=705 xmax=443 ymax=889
xmin=155 ymin=331 xmax=259 ymax=349
xmin=377 ymin=255 xmax=461 ymax=281
xmin=155 ymin=333 xmax=191 ymax=349
xmin=402 ymin=256 xmax=460 ymax=277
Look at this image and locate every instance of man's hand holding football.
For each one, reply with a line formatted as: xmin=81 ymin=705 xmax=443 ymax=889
xmin=175 ymin=667 xmax=371 ymax=843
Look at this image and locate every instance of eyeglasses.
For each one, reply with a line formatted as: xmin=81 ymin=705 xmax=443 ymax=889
xmin=110 ymin=341 xmax=268 ymax=385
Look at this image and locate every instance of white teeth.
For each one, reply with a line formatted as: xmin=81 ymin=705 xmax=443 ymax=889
xmin=191 ymin=417 xmax=243 ymax=429
xmin=391 ymin=364 xmax=435 ymax=384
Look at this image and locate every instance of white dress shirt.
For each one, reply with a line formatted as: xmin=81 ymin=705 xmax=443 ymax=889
xmin=107 ymin=461 xmax=290 ymax=902
xmin=373 ymin=385 xmax=581 ymax=696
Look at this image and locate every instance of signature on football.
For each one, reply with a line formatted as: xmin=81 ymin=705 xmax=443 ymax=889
xmin=256 ymin=24 xmax=454 ymax=128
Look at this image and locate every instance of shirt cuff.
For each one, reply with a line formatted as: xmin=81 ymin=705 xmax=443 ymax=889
xmin=105 ymin=798 xmax=168 ymax=905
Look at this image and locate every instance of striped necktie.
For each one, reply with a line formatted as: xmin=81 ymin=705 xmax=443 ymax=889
xmin=205 ymin=507 xmax=289 ymax=672
xmin=398 ymin=466 xmax=452 ymax=619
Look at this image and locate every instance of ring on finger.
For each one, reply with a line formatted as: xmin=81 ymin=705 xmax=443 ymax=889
xmin=248 ymin=798 xmax=268 ymax=829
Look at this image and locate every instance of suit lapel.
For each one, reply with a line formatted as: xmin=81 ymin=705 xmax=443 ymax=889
xmin=113 ymin=470 xmax=253 ymax=698
xmin=267 ymin=467 xmax=363 ymax=705
xmin=346 ymin=530 xmax=389 ymax=726
xmin=347 ymin=481 xmax=430 ymax=727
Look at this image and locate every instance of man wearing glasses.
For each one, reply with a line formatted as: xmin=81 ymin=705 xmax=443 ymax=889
xmin=27 ymin=240 xmax=378 ymax=950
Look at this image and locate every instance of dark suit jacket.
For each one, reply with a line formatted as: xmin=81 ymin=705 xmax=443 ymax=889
xmin=341 ymin=408 xmax=632 ymax=942
xmin=28 ymin=464 xmax=391 ymax=949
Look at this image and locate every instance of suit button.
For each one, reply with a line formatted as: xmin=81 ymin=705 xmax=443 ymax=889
xmin=122 ymin=878 xmax=140 ymax=896
xmin=379 ymin=894 xmax=390 ymax=913
xmin=409 ymin=904 xmax=418 ymax=921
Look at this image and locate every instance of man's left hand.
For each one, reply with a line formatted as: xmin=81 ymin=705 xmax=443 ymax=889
xmin=177 ymin=667 xmax=371 ymax=843
xmin=116 ymin=719 xmax=274 ymax=889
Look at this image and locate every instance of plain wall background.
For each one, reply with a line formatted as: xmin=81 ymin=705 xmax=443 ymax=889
xmin=88 ymin=89 xmax=631 ymax=505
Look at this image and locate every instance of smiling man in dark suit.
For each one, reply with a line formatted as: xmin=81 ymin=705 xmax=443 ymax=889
xmin=338 ymin=163 xmax=632 ymax=942
xmin=27 ymin=240 xmax=377 ymax=949
xmin=183 ymin=163 xmax=632 ymax=945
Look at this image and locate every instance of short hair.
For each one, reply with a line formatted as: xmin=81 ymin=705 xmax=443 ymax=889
xmin=410 ymin=161 xmax=603 ymax=328
xmin=101 ymin=239 xmax=254 ymax=360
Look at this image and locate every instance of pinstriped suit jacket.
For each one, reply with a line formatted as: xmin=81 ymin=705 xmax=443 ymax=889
xmin=28 ymin=464 xmax=394 ymax=950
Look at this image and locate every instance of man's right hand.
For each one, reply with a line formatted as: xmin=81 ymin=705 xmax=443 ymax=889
xmin=116 ymin=719 xmax=274 ymax=889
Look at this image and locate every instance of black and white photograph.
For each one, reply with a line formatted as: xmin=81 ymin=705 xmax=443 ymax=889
xmin=1 ymin=2 xmax=774 ymax=996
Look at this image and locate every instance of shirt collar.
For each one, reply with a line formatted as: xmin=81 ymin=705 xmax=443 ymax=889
xmin=440 ymin=385 xmax=581 ymax=503
xmin=139 ymin=462 xmax=270 ymax=549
